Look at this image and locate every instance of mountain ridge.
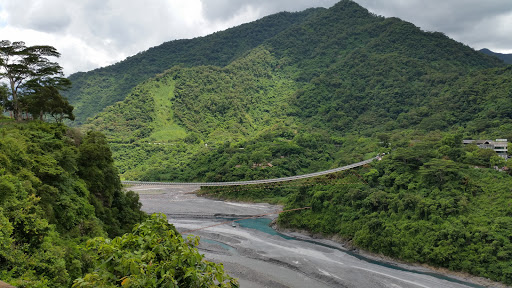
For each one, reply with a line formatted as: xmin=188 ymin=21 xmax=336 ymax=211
xmin=480 ymin=48 xmax=512 ymax=64
xmin=64 ymin=8 xmax=322 ymax=124
xmin=84 ymin=0 xmax=508 ymax=182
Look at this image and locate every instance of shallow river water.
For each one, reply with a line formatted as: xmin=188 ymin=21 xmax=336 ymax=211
xmin=131 ymin=185 xmax=505 ymax=288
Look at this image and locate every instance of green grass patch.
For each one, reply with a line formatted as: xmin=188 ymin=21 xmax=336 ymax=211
xmin=148 ymin=80 xmax=187 ymax=142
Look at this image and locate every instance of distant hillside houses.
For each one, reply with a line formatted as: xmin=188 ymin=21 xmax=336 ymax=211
xmin=463 ymin=139 xmax=508 ymax=159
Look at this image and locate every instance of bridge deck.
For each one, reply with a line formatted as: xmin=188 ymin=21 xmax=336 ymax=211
xmin=122 ymin=157 xmax=376 ymax=186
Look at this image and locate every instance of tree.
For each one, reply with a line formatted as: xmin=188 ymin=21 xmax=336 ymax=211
xmin=490 ymin=155 xmax=506 ymax=169
xmin=73 ymin=214 xmax=239 ymax=288
xmin=0 ymin=40 xmax=64 ymax=121
xmin=48 ymin=93 xmax=75 ymax=122
xmin=78 ymin=131 xmax=120 ymax=207
xmin=22 ymin=77 xmax=74 ymax=122
xmin=506 ymin=158 xmax=512 ymax=176
xmin=419 ymin=158 xmax=460 ymax=187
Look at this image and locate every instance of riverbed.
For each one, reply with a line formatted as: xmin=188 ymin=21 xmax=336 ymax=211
xmin=131 ymin=185 xmax=506 ymax=288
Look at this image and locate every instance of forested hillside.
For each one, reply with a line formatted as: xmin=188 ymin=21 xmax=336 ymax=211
xmin=85 ymin=0 xmax=508 ymax=182
xmin=64 ymin=8 xmax=321 ymax=124
xmin=0 ymin=122 xmax=236 ymax=287
xmin=199 ymin=132 xmax=512 ymax=284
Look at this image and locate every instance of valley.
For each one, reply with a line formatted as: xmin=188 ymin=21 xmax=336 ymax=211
xmin=1 ymin=0 xmax=512 ymax=286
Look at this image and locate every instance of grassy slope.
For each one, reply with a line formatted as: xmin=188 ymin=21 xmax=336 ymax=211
xmin=147 ymin=80 xmax=187 ymax=142
xmin=87 ymin=47 xmax=309 ymax=180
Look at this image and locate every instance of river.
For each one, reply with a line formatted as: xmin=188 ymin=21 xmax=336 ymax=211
xmin=131 ymin=185 xmax=505 ymax=288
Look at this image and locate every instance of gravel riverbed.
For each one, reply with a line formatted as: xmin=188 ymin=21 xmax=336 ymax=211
xmin=131 ymin=185 xmax=507 ymax=288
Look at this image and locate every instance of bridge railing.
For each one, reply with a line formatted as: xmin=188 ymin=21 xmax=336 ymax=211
xmin=122 ymin=157 xmax=377 ymax=187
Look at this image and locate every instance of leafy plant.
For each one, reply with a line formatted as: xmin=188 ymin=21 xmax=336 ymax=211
xmin=74 ymin=214 xmax=238 ymax=288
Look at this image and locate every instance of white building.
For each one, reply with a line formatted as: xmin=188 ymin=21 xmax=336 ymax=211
xmin=463 ymin=139 xmax=508 ymax=159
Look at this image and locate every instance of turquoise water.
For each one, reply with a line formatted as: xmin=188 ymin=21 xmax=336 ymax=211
xmin=236 ymin=217 xmax=484 ymax=288
xmin=200 ymin=238 xmax=237 ymax=253
xmin=237 ymin=218 xmax=293 ymax=239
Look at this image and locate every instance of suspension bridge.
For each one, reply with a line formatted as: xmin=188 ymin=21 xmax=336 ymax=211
xmin=122 ymin=156 xmax=378 ymax=187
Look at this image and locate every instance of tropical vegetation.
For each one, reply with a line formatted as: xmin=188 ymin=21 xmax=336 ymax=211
xmin=0 ymin=122 xmax=236 ymax=287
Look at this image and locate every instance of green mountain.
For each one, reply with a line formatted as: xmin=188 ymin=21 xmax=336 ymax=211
xmin=64 ymin=8 xmax=321 ymax=124
xmin=84 ymin=0 xmax=507 ymax=182
xmin=480 ymin=48 xmax=512 ymax=64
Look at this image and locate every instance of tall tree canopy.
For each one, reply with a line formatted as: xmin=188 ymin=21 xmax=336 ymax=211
xmin=0 ymin=40 xmax=71 ymax=121
xmin=22 ymin=77 xmax=74 ymax=122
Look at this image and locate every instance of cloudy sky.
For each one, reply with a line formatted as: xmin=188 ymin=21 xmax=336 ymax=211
xmin=1 ymin=0 xmax=511 ymax=76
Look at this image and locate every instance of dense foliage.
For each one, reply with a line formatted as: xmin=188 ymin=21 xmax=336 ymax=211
xmin=0 ymin=123 xmax=234 ymax=287
xmin=0 ymin=122 xmax=141 ymax=286
xmin=73 ymin=214 xmax=238 ymax=288
xmin=86 ymin=0 xmax=509 ymax=181
xmin=64 ymin=8 xmax=321 ymax=124
xmin=200 ymin=132 xmax=512 ymax=284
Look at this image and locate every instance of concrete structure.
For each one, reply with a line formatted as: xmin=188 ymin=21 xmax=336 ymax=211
xmin=463 ymin=139 xmax=508 ymax=159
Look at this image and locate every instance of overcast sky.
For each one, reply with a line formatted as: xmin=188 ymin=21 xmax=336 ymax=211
xmin=1 ymin=0 xmax=511 ymax=76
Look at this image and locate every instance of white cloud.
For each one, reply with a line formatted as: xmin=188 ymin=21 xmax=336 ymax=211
xmin=458 ymin=11 xmax=512 ymax=53
xmin=0 ymin=25 xmax=124 ymax=74
xmin=0 ymin=0 xmax=218 ymax=75
xmin=0 ymin=5 xmax=7 ymax=27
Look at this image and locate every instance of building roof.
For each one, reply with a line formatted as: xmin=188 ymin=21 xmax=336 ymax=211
xmin=463 ymin=139 xmax=508 ymax=146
